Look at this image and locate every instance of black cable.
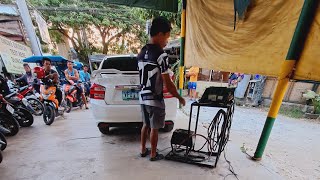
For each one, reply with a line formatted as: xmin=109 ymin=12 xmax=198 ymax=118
xmin=168 ymin=101 xmax=236 ymax=171
xmin=223 ymin=146 xmax=239 ymax=180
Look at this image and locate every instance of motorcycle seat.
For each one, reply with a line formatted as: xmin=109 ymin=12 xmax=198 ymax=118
xmin=19 ymin=86 xmax=29 ymax=92
xmin=5 ymin=92 xmax=17 ymax=99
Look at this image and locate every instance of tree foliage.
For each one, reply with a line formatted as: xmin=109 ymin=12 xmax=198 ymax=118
xmin=133 ymin=0 xmax=181 ymax=37
xmin=29 ymin=0 xmax=148 ymax=62
xmin=2 ymin=0 xmax=181 ymax=63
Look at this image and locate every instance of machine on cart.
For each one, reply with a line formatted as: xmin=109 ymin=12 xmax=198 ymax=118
xmin=166 ymin=87 xmax=235 ymax=168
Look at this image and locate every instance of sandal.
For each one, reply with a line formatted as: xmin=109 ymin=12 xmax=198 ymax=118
xmin=150 ymin=153 xmax=164 ymax=161
xmin=140 ymin=148 xmax=150 ymax=157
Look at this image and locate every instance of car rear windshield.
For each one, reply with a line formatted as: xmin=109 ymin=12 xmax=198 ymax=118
xmin=101 ymin=56 xmax=138 ymax=71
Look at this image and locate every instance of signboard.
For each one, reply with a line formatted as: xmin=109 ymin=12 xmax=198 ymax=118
xmin=0 ymin=35 xmax=32 ymax=74
xmin=34 ymin=11 xmax=51 ymax=44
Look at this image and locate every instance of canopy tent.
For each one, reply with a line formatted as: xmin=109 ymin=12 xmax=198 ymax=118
xmin=185 ymin=0 xmax=320 ymax=82
xmin=90 ymin=0 xmax=320 ymax=161
xmin=23 ymin=55 xmax=68 ymax=63
xmin=90 ymin=0 xmax=178 ymax=12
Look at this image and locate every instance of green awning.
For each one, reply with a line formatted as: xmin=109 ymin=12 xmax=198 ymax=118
xmin=91 ymin=0 xmax=178 ymax=12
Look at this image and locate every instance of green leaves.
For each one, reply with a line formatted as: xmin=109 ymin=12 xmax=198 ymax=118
xmin=30 ymin=0 xmax=180 ymax=58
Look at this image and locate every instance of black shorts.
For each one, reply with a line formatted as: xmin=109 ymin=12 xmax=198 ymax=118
xmin=141 ymin=105 xmax=166 ymax=129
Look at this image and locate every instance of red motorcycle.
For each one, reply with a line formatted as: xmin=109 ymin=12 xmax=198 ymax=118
xmin=63 ymin=80 xmax=84 ymax=113
xmin=15 ymin=84 xmax=44 ymax=116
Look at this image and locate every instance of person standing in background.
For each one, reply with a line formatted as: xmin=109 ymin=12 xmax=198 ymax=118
xmin=187 ymin=66 xmax=199 ymax=100
xmin=79 ymin=65 xmax=91 ymax=97
xmin=228 ymin=72 xmax=244 ymax=87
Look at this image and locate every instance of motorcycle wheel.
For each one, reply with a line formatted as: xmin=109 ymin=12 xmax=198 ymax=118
xmin=15 ymin=108 xmax=34 ymax=127
xmin=0 ymin=151 xmax=2 ymax=163
xmin=43 ymin=105 xmax=55 ymax=126
xmin=27 ymin=98 xmax=44 ymax=116
xmin=0 ymin=133 xmax=7 ymax=151
xmin=66 ymin=99 xmax=72 ymax=113
xmin=0 ymin=114 xmax=20 ymax=136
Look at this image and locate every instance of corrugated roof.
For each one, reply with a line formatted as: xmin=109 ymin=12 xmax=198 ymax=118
xmin=0 ymin=5 xmax=19 ymax=16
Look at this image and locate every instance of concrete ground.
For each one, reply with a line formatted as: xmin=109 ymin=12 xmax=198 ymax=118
xmin=0 ymin=101 xmax=319 ymax=180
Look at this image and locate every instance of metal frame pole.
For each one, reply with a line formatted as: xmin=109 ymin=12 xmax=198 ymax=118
xmin=253 ymin=0 xmax=319 ymax=160
xmin=179 ymin=0 xmax=186 ymax=96
xmin=16 ymin=0 xmax=42 ymax=55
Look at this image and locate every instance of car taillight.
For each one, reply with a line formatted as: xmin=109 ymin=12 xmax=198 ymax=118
xmin=90 ymin=83 xmax=105 ymax=100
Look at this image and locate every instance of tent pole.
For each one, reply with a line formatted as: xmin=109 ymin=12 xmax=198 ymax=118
xmin=253 ymin=0 xmax=319 ymax=160
xmin=179 ymin=0 xmax=186 ymax=96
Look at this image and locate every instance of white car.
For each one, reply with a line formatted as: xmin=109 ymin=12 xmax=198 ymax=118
xmin=90 ymin=55 xmax=177 ymax=134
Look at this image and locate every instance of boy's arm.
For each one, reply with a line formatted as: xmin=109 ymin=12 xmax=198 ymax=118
xmin=162 ymin=73 xmax=185 ymax=106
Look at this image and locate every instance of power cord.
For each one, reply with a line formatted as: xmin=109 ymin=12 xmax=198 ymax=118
xmin=223 ymin=146 xmax=239 ymax=180
xmin=169 ymin=107 xmax=232 ymax=162
xmin=167 ymin=102 xmax=239 ymax=179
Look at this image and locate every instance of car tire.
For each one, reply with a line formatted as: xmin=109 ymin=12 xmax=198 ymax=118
xmin=98 ymin=123 xmax=110 ymax=135
xmin=163 ymin=123 xmax=174 ymax=132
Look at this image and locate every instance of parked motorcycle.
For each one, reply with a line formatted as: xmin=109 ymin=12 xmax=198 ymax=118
xmin=6 ymin=87 xmax=36 ymax=115
xmin=4 ymin=92 xmax=34 ymax=127
xmin=13 ymin=84 xmax=44 ymax=116
xmin=34 ymin=67 xmax=65 ymax=126
xmin=0 ymin=127 xmax=7 ymax=163
xmin=0 ymin=125 xmax=9 ymax=151
xmin=0 ymin=139 xmax=4 ymax=163
xmin=83 ymin=81 xmax=91 ymax=99
xmin=0 ymin=94 xmax=20 ymax=136
xmin=63 ymin=79 xmax=84 ymax=113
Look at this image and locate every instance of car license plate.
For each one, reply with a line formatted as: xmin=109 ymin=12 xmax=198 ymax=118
xmin=6 ymin=104 xmax=14 ymax=114
xmin=122 ymin=90 xmax=139 ymax=100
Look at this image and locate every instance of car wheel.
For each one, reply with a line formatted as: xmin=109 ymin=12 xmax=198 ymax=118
xmin=163 ymin=122 xmax=174 ymax=132
xmin=98 ymin=123 xmax=110 ymax=135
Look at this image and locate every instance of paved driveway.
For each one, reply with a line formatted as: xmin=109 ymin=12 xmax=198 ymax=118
xmin=1 ymin=103 xmax=318 ymax=180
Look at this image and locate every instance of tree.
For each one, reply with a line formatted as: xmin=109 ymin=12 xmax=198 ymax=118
xmin=29 ymin=0 xmax=147 ymax=62
xmin=133 ymin=1 xmax=182 ymax=37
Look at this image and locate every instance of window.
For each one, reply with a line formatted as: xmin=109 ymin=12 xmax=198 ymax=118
xmin=101 ymin=56 xmax=138 ymax=71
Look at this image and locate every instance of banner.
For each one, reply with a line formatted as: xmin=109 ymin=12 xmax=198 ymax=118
xmin=0 ymin=35 xmax=32 ymax=74
xmin=185 ymin=0 xmax=320 ymax=81
xmin=34 ymin=11 xmax=51 ymax=44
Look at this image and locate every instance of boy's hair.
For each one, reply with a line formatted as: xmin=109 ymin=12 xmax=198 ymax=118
xmin=23 ymin=63 xmax=30 ymax=67
xmin=42 ymin=57 xmax=52 ymax=64
xmin=150 ymin=17 xmax=172 ymax=37
xmin=83 ymin=65 xmax=88 ymax=68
